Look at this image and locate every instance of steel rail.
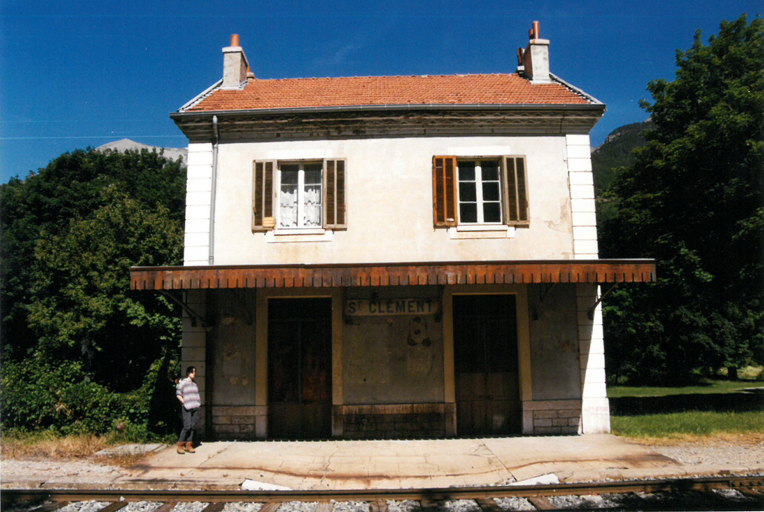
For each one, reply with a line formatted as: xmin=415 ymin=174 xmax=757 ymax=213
xmin=3 ymin=475 xmax=763 ymax=505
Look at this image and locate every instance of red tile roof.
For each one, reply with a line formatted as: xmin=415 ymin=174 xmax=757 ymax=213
xmin=184 ymin=74 xmax=594 ymax=112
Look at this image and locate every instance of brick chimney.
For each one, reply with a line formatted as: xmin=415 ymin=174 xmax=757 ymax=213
xmin=222 ymin=34 xmax=251 ymax=90
xmin=518 ymin=21 xmax=551 ymax=84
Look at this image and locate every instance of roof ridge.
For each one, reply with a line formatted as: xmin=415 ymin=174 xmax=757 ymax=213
xmin=248 ymin=73 xmax=519 ymax=82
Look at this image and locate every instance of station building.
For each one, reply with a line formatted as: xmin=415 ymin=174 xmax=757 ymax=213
xmin=131 ymin=23 xmax=655 ymax=441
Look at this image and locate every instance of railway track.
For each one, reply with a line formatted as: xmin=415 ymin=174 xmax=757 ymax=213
xmin=3 ymin=475 xmax=763 ymax=511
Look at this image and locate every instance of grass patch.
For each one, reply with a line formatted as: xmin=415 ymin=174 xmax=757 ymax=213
xmin=609 ymin=379 xmax=764 ymax=440
xmin=608 ymin=379 xmax=764 ymax=398
xmin=1 ymin=431 xmax=110 ymax=460
xmin=612 ymin=411 xmax=764 ymax=439
xmin=0 ymin=430 xmax=171 ymax=464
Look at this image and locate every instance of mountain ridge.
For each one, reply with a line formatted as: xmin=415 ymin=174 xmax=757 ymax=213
xmin=96 ymin=139 xmax=187 ymax=163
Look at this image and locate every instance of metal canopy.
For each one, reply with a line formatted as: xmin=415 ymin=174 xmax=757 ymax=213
xmin=130 ymin=259 xmax=656 ymax=291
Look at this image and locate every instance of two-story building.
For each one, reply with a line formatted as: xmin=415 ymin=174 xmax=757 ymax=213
xmin=131 ymin=23 xmax=655 ymax=441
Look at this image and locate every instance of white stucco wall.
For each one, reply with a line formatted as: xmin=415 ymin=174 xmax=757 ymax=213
xmin=200 ymin=135 xmax=577 ymax=266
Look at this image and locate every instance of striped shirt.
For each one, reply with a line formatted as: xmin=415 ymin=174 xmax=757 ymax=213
xmin=176 ymin=377 xmax=201 ymax=410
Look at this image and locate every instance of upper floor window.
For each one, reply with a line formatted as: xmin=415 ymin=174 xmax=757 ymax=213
xmin=252 ymin=159 xmax=346 ymax=232
xmin=433 ymin=155 xmax=529 ymax=228
xmin=457 ymin=159 xmax=502 ymax=224
xmin=279 ymin=162 xmax=323 ymax=228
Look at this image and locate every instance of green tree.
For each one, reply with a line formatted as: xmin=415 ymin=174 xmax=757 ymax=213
xmin=1 ymin=148 xmax=185 ymax=360
xmin=28 ymin=187 xmax=183 ymax=390
xmin=601 ymin=15 xmax=764 ymax=384
xmin=0 ymin=148 xmax=185 ymax=434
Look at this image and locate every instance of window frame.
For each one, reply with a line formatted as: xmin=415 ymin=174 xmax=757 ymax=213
xmin=277 ymin=161 xmax=324 ymax=230
xmin=456 ymin=158 xmax=504 ymax=225
xmin=432 ymin=155 xmax=529 ymax=229
xmin=252 ymin=158 xmax=347 ymax=233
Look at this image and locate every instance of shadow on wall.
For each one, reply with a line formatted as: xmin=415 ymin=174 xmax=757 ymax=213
xmin=610 ymin=388 xmax=764 ymax=416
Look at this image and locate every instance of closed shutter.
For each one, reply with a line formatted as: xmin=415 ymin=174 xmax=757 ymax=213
xmin=433 ymin=156 xmax=458 ymax=227
xmin=503 ymin=156 xmax=530 ymax=226
xmin=252 ymin=160 xmax=275 ymax=231
xmin=324 ymin=159 xmax=347 ymax=229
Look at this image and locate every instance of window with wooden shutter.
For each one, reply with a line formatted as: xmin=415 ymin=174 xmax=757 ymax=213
xmin=252 ymin=160 xmax=275 ymax=231
xmin=503 ymin=156 xmax=530 ymax=226
xmin=323 ymin=159 xmax=347 ymax=229
xmin=433 ymin=156 xmax=458 ymax=227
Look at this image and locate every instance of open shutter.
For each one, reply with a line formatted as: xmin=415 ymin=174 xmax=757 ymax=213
xmin=503 ymin=156 xmax=530 ymax=226
xmin=323 ymin=159 xmax=347 ymax=229
xmin=252 ymin=160 xmax=275 ymax=231
xmin=433 ymin=156 xmax=458 ymax=227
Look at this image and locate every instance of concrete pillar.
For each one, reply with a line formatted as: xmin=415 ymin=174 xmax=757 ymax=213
xmin=442 ymin=287 xmax=456 ymax=437
xmin=181 ymin=290 xmax=208 ymax=434
xmin=330 ymin=289 xmax=344 ymax=438
xmin=254 ymin=290 xmax=269 ymax=439
xmin=577 ymin=284 xmax=611 ymax=433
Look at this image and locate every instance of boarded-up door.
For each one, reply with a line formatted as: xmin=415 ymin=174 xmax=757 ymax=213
xmin=268 ymin=298 xmax=332 ymax=439
xmin=454 ymin=294 xmax=521 ymax=436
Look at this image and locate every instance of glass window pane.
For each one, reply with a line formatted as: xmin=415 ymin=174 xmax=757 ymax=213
xmin=459 ymin=182 xmax=476 ymax=202
xmin=460 ymin=203 xmax=477 ymax=223
xmin=458 ymin=161 xmax=475 ymax=181
xmin=483 ymin=182 xmax=500 ymax=201
xmin=481 ymin=161 xmax=500 ymax=181
xmin=483 ymin=202 xmax=501 ymax=223
xmin=304 ymin=163 xmax=322 ymax=185
xmin=281 ymin=166 xmax=299 ymax=185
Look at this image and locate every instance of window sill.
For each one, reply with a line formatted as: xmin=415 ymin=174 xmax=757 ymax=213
xmin=448 ymin=225 xmax=516 ymax=239
xmin=266 ymin=229 xmax=333 ymax=243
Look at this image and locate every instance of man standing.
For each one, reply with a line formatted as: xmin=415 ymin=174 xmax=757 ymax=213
xmin=176 ymin=366 xmax=201 ymax=454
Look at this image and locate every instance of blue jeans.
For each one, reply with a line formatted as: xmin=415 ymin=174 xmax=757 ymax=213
xmin=179 ymin=407 xmax=198 ymax=443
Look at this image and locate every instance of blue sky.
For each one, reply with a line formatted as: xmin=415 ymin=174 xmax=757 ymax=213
xmin=0 ymin=0 xmax=759 ymax=183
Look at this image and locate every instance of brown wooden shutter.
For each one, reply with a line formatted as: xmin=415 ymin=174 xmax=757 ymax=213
xmin=323 ymin=159 xmax=347 ymax=229
xmin=503 ymin=156 xmax=530 ymax=226
xmin=433 ymin=156 xmax=458 ymax=227
xmin=252 ymin=160 xmax=275 ymax=231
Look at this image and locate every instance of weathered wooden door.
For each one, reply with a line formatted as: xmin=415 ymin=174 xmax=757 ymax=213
xmin=268 ymin=298 xmax=332 ymax=439
xmin=454 ymin=294 xmax=521 ymax=436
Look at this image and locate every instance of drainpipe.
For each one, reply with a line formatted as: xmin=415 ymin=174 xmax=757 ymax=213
xmin=209 ymin=115 xmax=219 ymax=265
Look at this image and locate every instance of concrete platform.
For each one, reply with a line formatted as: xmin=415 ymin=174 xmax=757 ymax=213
xmin=109 ymin=435 xmax=710 ymax=490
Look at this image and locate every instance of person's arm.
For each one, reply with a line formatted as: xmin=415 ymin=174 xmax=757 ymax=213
xmin=176 ymin=380 xmax=185 ymax=406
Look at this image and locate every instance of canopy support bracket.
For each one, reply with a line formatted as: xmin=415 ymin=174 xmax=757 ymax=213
xmin=587 ymin=283 xmax=619 ymax=320
xmin=161 ymin=291 xmax=211 ymax=328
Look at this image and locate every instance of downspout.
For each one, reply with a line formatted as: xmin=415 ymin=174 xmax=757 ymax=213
xmin=209 ymin=115 xmax=219 ymax=265
xmin=206 ymin=115 xmax=219 ymax=437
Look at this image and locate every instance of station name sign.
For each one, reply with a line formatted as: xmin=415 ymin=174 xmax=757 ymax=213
xmin=345 ymin=298 xmax=440 ymax=316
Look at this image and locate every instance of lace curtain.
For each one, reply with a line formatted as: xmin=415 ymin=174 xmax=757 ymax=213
xmin=303 ymin=186 xmax=321 ymax=226
xmin=279 ymin=183 xmax=322 ymax=227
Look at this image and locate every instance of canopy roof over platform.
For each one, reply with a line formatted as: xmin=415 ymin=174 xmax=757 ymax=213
xmin=130 ymin=259 xmax=656 ymax=291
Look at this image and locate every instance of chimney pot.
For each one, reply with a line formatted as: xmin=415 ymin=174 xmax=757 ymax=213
xmin=222 ymin=35 xmax=250 ymax=89
xmin=521 ymin=21 xmax=551 ymax=83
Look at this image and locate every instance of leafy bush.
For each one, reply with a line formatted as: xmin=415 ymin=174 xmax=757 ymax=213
xmin=0 ymin=354 xmax=177 ymax=438
xmin=1 ymin=358 xmax=125 ymax=434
